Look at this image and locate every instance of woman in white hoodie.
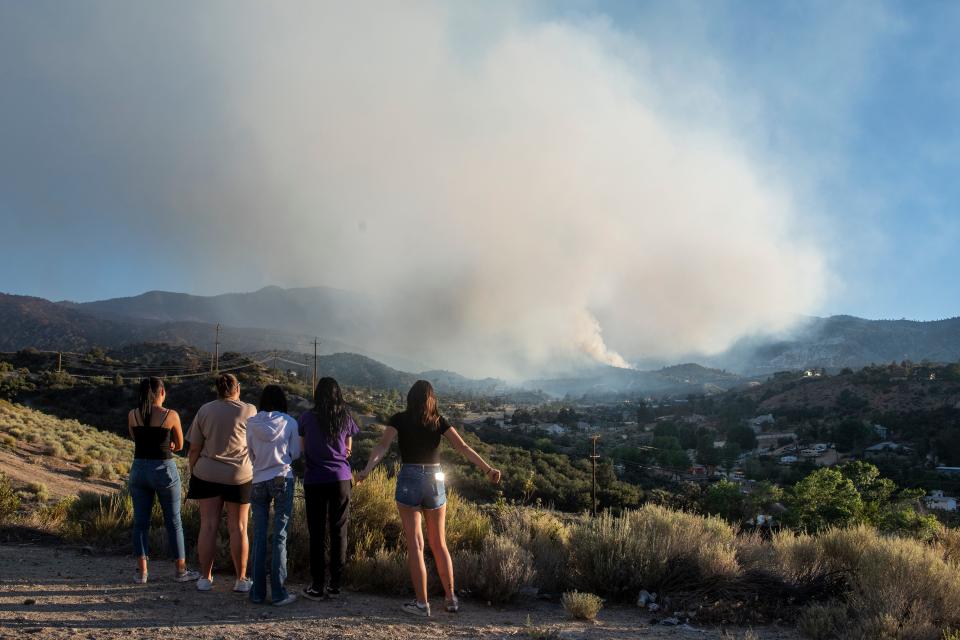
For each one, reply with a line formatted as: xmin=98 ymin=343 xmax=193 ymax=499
xmin=246 ymin=385 xmax=301 ymax=606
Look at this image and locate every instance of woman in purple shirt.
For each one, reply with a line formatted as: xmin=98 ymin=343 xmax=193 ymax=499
xmin=299 ymin=377 xmax=359 ymax=600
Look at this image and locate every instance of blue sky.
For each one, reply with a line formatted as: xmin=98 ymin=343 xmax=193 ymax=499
xmin=1 ymin=0 xmax=959 ymax=323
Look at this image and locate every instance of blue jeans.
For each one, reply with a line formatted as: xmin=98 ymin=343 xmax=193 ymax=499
xmin=129 ymin=458 xmax=186 ymax=560
xmin=250 ymin=476 xmax=295 ymax=603
xmin=395 ymin=464 xmax=446 ymax=510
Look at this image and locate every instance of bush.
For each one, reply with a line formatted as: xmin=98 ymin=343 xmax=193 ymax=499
xmin=562 ymin=590 xmax=603 ymax=621
xmin=65 ymin=490 xmax=132 ymax=546
xmin=350 ymin=466 xmax=401 ymax=555
xmin=346 ymin=546 xmax=409 ymax=594
xmin=28 ymin=482 xmax=49 ymax=503
xmin=569 ymin=504 xmax=738 ymax=599
xmin=444 ymin=490 xmax=491 ymax=552
xmin=82 ymin=463 xmax=103 ymax=479
xmin=457 ymin=533 xmax=535 ymax=603
xmin=0 ymin=472 xmax=20 ymax=523
xmin=798 ymin=602 xmax=849 ymax=639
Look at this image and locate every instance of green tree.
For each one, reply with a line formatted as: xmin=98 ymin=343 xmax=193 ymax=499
xmin=696 ymin=435 xmax=721 ymax=467
xmin=701 ymin=479 xmax=745 ymax=522
xmin=784 ymin=468 xmax=863 ymax=531
xmin=727 ymin=424 xmax=758 ymax=451
xmin=832 ymin=420 xmax=874 ymax=452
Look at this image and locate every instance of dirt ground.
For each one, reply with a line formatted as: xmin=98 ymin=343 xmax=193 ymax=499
xmin=0 ymin=544 xmax=801 ymax=640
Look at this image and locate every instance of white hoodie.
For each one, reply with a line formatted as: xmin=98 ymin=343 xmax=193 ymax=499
xmin=246 ymin=411 xmax=301 ymax=484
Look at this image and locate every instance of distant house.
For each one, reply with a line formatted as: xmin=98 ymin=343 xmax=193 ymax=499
xmin=756 ymin=432 xmax=797 ymax=452
xmin=687 ymin=464 xmax=708 ymax=476
xmin=748 ymin=414 xmax=775 ymax=433
xmin=542 ymin=423 xmax=566 ymax=436
xmin=865 ymin=441 xmax=913 ymax=457
xmin=925 ymin=490 xmax=958 ymax=512
xmin=936 ymin=466 xmax=960 ymax=476
xmin=779 ymin=455 xmax=798 ymax=465
xmin=872 ymin=424 xmax=889 ymax=440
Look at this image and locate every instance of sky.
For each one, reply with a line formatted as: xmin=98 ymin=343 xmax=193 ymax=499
xmin=1 ymin=1 xmax=959 ymax=376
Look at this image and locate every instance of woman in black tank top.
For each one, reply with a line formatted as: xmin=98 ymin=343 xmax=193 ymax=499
xmin=127 ymin=377 xmax=198 ymax=585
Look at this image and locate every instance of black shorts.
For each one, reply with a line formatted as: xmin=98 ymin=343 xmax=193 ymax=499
xmin=187 ymin=475 xmax=252 ymax=504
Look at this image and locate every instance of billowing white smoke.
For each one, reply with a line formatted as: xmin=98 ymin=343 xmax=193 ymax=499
xmin=214 ymin=3 xmax=826 ymax=376
xmin=2 ymin=2 xmax=828 ymax=378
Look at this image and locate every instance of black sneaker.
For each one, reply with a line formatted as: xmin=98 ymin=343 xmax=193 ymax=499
xmin=302 ymin=585 xmax=325 ymax=601
xmin=326 ymin=587 xmax=341 ymax=599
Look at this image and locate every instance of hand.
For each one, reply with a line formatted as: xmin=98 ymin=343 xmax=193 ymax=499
xmin=170 ymin=442 xmax=177 ymax=451
xmin=356 ymin=469 xmax=369 ymax=484
xmin=346 ymin=447 xmax=352 ymax=459
xmin=486 ymin=467 xmax=501 ymax=485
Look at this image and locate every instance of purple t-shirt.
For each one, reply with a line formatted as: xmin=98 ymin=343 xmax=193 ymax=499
xmin=299 ymin=410 xmax=360 ymax=484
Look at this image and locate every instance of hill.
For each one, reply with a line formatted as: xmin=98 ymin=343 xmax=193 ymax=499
xmin=713 ymin=315 xmax=960 ymax=374
xmin=526 ymin=362 xmax=748 ymax=398
xmin=0 ymin=400 xmax=129 ymax=503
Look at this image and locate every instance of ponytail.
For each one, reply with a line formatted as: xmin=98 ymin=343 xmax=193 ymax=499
xmin=137 ymin=377 xmax=165 ymax=425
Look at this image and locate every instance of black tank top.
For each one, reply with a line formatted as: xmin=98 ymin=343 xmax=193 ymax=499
xmin=133 ymin=409 xmax=173 ymax=460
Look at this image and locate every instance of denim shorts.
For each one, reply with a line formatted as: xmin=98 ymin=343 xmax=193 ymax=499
xmin=395 ymin=464 xmax=446 ymax=510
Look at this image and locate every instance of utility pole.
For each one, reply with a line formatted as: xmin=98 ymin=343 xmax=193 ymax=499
xmin=590 ymin=434 xmax=601 ymax=517
xmin=211 ymin=323 xmax=221 ymax=374
xmin=312 ymin=338 xmax=319 ymax=393
xmin=57 ymin=352 xmax=62 ymax=373
xmin=273 ymin=350 xmax=278 ymax=377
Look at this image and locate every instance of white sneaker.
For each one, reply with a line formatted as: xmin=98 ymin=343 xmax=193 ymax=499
xmin=402 ymin=601 xmax=431 ymax=618
xmin=133 ymin=572 xmax=148 ymax=585
xmin=175 ymin=570 xmax=200 ymax=583
xmin=273 ymin=593 xmax=297 ymax=607
xmin=196 ymin=577 xmax=214 ymax=592
xmin=233 ymin=578 xmax=253 ymax=593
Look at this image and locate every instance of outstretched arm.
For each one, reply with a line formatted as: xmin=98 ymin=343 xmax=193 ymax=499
xmin=356 ymin=426 xmax=397 ymax=483
xmin=443 ymin=427 xmax=501 ymax=484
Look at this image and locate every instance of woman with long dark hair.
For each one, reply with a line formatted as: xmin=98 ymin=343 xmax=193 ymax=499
xmin=299 ymin=377 xmax=360 ymax=600
xmin=127 ymin=377 xmax=198 ymax=584
xmin=357 ymin=380 xmax=501 ymax=617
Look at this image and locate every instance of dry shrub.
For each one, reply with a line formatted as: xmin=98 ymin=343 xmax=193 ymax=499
xmin=350 ymin=466 xmax=401 ymax=555
xmin=66 ymin=490 xmax=132 ymax=547
xmin=457 ymin=533 xmax=535 ymax=603
xmin=346 ymin=546 xmax=409 ymax=594
xmin=529 ymin=510 xmax=572 ymax=594
xmin=798 ymin=601 xmax=849 ymax=639
xmin=845 ymin=535 xmax=960 ymax=639
xmin=934 ymin=527 xmax=960 ymax=566
xmin=445 ymin=490 xmax=491 ymax=552
xmin=0 ymin=472 xmax=20 ymax=523
xmin=569 ymin=504 xmax=738 ymax=599
xmin=562 ymin=590 xmax=603 ymax=621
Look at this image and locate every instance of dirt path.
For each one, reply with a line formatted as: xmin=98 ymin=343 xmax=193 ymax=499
xmin=0 ymin=544 xmax=799 ymax=640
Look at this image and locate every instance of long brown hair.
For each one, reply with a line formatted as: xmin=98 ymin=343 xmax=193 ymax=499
xmin=137 ymin=377 xmax=164 ymax=425
xmin=405 ymin=380 xmax=440 ymax=431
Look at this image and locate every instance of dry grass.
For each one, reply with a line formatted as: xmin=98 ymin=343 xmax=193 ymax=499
xmin=0 ymin=400 xmax=131 ymax=466
xmin=561 ymin=590 xmax=603 ymax=621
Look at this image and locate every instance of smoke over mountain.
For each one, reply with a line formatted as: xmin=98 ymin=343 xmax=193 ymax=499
xmin=1 ymin=2 xmax=827 ymax=378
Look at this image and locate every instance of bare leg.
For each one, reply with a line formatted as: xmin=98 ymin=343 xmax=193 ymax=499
xmin=423 ymin=504 xmax=454 ymax=601
xmin=197 ymin=497 xmax=224 ymax=580
xmin=225 ymin=501 xmax=250 ymax=580
xmin=398 ymin=504 xmax=427 ymax=603
xmin=174 ymin=558 xmax=186 ymax=573
xmin=137 ymin=556 xmax=148 ymax=577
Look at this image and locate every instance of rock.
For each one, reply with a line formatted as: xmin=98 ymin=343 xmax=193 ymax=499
xmin=660 ymin=617 xmax=679 ymax=626
xmin=647 ymin=603 xmax=660 ymax=612
xmin=22 ymin=598 xmax=36 ymax=606
xmin=637 ymin=589 xmax=654 ymax=606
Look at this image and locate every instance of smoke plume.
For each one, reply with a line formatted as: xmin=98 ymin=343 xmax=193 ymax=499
xmin=0 ymin=2 xmax=827 ymax=378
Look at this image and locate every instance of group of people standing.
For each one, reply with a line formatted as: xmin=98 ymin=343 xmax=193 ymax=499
xmin=126 ymin=372 xmax=500 ymax=617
